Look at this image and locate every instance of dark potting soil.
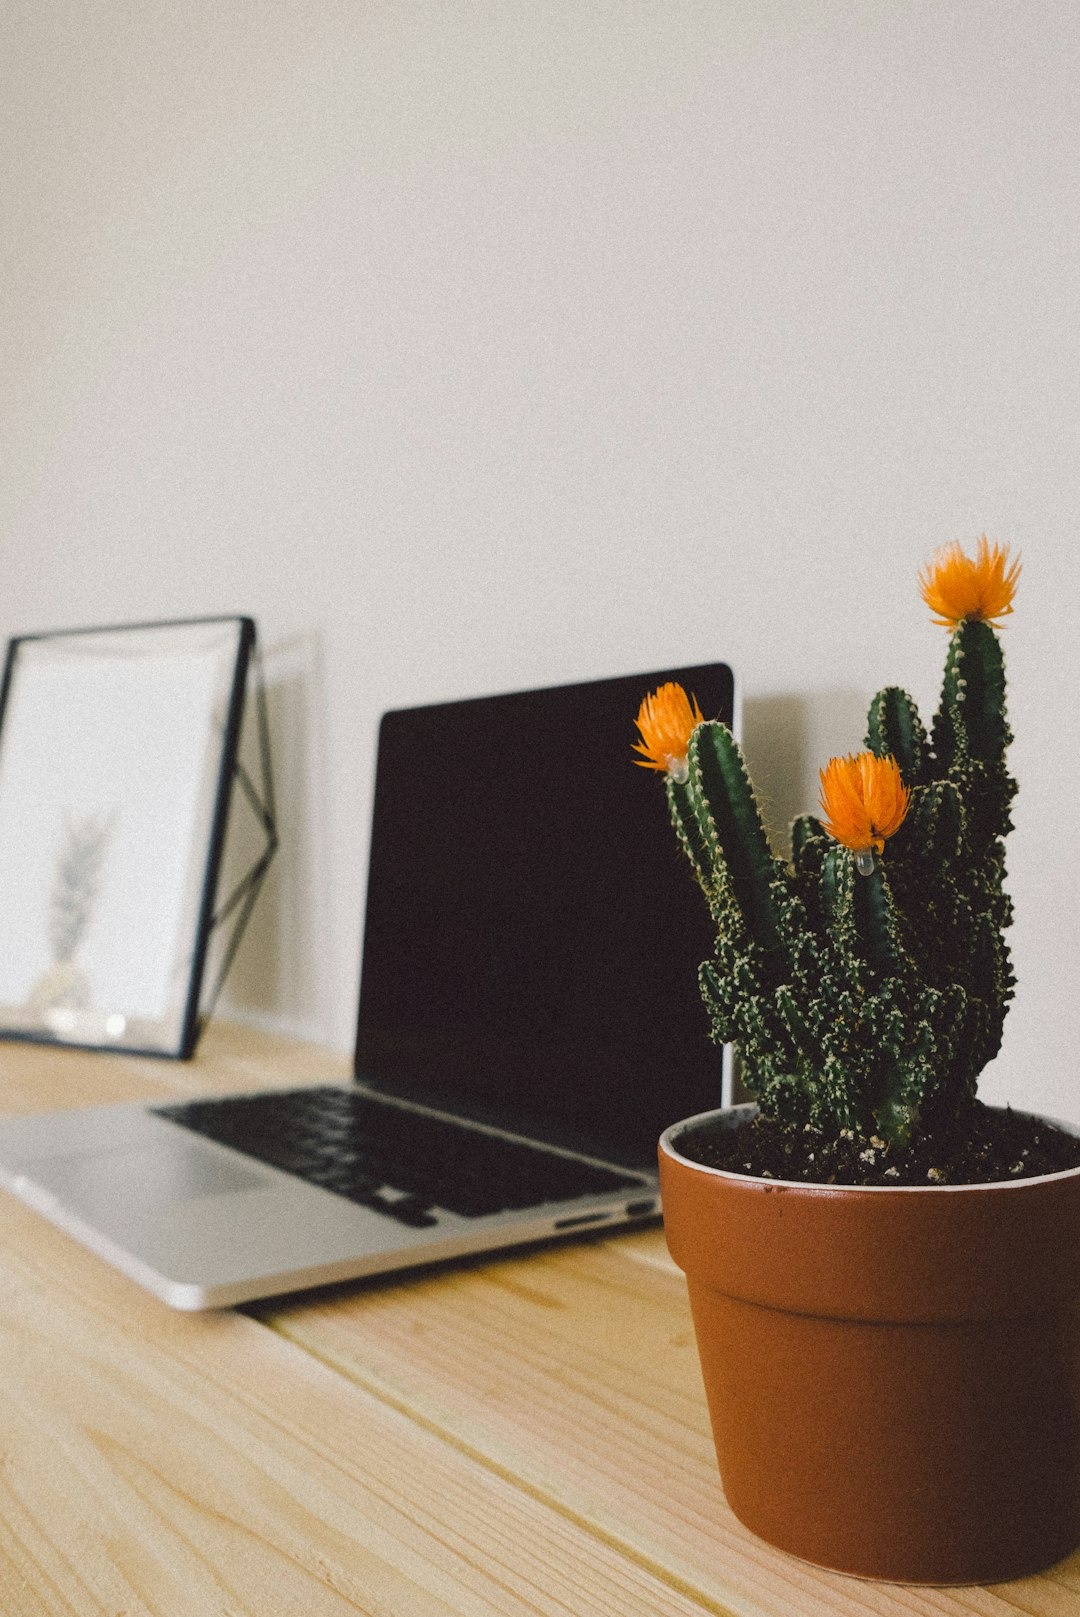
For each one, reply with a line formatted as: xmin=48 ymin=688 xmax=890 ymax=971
xmin=676 ymin=1102 xmax=1080 ymax=1187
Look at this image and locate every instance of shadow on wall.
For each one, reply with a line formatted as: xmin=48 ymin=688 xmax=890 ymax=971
xmin=200 ymin=657 xmax=286 ymax=1024
xmin=741 ymin=689 xmax=870 ymax=857
xmin=204 ymin=631 xmax=334 ymax=1037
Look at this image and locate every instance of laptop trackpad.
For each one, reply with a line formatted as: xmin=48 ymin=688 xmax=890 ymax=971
xmin=22 ymin=1138 xmax=270 ymax=1218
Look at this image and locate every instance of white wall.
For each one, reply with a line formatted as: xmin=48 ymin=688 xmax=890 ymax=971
xmin=3 ymin=0 xmax=1079 ymax=1119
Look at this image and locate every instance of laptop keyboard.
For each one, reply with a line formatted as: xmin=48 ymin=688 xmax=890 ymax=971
xmin=155 ymin=1086 xmax=642 ymax=1228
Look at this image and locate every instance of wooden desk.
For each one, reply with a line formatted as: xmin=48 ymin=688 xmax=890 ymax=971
xmin=0 ymin=1023 xmax=1075 ymax=1615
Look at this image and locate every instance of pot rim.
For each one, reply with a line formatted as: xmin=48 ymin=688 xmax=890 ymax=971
xmin=659 ymin=1102 xmax=1080 ymax=1194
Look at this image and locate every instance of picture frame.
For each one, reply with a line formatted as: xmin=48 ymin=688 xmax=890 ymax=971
xmin=0 ymin=616 xmax=259 ymax=1058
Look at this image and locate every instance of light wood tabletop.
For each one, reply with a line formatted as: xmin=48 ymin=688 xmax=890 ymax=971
xmin=0 ymin=1021 xmax=1076 ymax=1616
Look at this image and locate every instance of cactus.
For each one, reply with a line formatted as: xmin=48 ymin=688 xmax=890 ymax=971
xmin=635 ymin=539 xmax=1020 ymax=1148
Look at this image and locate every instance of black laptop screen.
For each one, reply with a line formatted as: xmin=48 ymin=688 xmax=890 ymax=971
xmin=354 ymin=664 xmax=735 ymax=1169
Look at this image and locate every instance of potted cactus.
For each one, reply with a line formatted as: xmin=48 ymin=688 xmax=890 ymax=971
xmin=637 ymin=540 xmax=1080 ymax=1584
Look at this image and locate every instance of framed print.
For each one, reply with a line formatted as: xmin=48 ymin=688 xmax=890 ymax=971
xmin=0 ymin=616 xmax=256 ymax=1057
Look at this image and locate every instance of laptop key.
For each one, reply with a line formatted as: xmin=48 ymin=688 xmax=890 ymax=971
xmin=155 ymin=1086 xmax=640 ymax=1227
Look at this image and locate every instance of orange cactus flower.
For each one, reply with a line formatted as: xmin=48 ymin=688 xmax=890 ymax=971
xmin=819 ymin=752 xmax=910 ymax=858
xmin=918 ymin=536 xmax=1021 ymax=630
xmin=633 ymin=682 xmax=704 ymax=781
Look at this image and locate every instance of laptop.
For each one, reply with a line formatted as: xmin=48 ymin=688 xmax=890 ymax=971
xmin=0 ymin=663 xmax=735 ymax=1309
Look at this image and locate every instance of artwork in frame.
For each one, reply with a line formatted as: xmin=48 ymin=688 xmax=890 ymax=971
xmin=0 ymin=616 xmax=258 ymax=1058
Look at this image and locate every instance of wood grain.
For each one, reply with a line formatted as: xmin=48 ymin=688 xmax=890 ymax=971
xmin=0 ymin=1195 xmax=730 ymax=1616
xmin=0 ymin=1019 xmax=349 ymax=1116
xmin=264 ymin=1219 xmax=1080 ymax=1615
xmin=1 ymin=1025 xmax=1077 ymax=1615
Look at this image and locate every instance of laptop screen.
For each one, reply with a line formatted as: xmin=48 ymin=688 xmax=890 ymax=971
xmin=354 ymin=664 xmax=736 ymax=1169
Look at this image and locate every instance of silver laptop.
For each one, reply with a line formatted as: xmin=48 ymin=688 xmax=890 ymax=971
xmin=0 ymin=665 xmax=735 ymax=1309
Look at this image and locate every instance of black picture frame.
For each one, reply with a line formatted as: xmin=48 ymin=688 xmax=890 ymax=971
xmin=0 ymin=615 xmax=258 ymax=1058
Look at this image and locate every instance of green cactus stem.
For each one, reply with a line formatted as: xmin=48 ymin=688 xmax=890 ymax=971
xmin=866 ymin=685 xmax=928 ymax=786
xmin=643 ymin=540 xmax=1019 ymax=1151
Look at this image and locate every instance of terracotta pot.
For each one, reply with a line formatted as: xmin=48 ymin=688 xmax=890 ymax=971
xmin=658 ymin=1104 xmax=1080 ymax=1584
